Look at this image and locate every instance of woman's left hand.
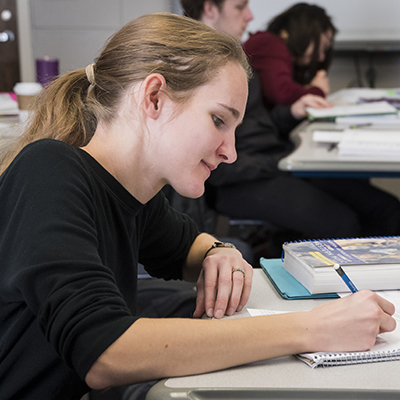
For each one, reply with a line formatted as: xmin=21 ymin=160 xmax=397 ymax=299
xmin=193 ymin=249 xmax=253 ymax=319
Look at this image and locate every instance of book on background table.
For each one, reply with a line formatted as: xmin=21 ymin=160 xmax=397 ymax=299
xmin=282 ymin=236 xmax=400 ymax=294
xmin=312 ymin=129 xmax=400 ymax=157
xmin=335 ymin=114 xmax=400 ymax=125
xmin=306 ymin=101 xmax=398 ymax=121
xmin=337 ymin=129 xmax=400 ymax=157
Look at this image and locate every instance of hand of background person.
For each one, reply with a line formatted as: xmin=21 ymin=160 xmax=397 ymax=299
xmin=193 ymin=249 xmax=253 ymax=319
xmin=309 ymin=69 xmax=330 ymax=95
xmin=304 ymin=290 xmax=396 ymax=352
xmin=290 ymin=93 xmax=333 ymax=119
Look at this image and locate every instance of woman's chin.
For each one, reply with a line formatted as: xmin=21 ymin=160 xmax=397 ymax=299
xmin=176 ymin=184 xmax=205 ymax=199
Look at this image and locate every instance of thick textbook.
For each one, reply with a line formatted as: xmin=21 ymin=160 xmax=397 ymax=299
xmin=282 ymin=236 xmax=400 ymax=294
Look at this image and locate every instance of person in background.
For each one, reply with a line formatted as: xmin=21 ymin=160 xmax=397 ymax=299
xmin=0 ymin=12 xmax=397 ymax=400
xmin=181 ymin=0 xmax=400 ymax=258
xmin=243 ymin=2 xmax=336 ymax=109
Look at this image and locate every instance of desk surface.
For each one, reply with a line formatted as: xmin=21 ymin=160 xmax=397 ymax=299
xmin=146 ymin=269 xmax=400 ymax=400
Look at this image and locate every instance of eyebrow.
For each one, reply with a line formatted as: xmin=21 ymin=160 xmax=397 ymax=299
xmin=218 ymin=103 xmax=240 ymax=120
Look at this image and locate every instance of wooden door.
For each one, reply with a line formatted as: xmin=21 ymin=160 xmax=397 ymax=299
xmin=0 ymin=0 xmax=20 ymax=92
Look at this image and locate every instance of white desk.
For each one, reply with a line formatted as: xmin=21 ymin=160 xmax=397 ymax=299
xmin=278 ymin=120 xmax=400 ymax=177
xmin=146 ymin=269 xmax=400 ymax=400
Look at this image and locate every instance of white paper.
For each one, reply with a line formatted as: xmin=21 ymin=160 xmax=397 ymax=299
xmin=307 ymin=101 xmax=397 ymax=119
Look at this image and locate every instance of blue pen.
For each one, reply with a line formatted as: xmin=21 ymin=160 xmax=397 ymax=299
xmin=334 ymin=264 xmax=359 ymax=293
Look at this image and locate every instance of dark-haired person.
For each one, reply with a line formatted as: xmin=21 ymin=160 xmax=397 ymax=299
xmin=244 ymin=2 xmax=336 ymax=109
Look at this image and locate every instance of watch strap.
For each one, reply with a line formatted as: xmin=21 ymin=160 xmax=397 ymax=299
xmin=204 ymin=241 xmax=237 ymax=258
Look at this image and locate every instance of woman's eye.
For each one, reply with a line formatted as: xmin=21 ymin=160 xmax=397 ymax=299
xmin=212 ymin=115 xmax=224 ymax=127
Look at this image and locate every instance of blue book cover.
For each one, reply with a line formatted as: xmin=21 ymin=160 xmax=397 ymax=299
xmin=259 ymin=258 xmax=339 ymax=300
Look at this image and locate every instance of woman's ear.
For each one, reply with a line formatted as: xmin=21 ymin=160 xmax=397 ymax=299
xmin=142 ymin=73 xmax=167 ymax=120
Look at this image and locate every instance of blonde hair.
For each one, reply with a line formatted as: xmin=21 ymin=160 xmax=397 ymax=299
xmin=1 ymin=12 xmax=251 ymax=174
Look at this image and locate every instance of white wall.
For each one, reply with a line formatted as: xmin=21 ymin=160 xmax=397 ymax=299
xmin=26 ymin=0 xmax=171 ymax=79
xmin=24 ymin=0 xmax=400 ymax=92
xmin=244 ymin=0 xmax=400 ymax=42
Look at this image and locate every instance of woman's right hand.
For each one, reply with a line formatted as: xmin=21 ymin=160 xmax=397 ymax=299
xmin=309 ymin=69 xmax=330 ymax=94
xmin=304 ymin=290 xmax=396 ymax=353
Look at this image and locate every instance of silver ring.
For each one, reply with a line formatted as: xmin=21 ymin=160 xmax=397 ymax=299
xmin=232 ymin=267 xmax=246 ymax=277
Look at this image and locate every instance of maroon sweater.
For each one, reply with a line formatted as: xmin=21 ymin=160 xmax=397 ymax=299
xmin=243 ymin=31 xmax=325 ymax=109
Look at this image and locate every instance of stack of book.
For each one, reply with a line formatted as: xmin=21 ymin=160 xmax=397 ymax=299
xmin=282 ymin=236 xmax=400 ymax=294
xmin=312 ymin=129 xmax=400 ymax=157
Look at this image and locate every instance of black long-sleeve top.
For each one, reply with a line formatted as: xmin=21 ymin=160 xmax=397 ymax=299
xmin=0 ymin=139 xmax=198 ymax=399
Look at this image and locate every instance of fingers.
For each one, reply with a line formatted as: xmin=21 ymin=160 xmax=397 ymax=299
xmin=193 ymin=270 xmax=206 ymax=318
xmin=351 ymin=291 xmax=397 ymax=336
xmin=307 ymin=96 xmax=333 ymax=109
xmin=234 ymin=265 xmax=253 ymax=312
xmin=375 ymin=293 xmax=397 ymax=333
xmin=196 ymin=253 xmax=252 ymax=319
xmin=223 ymin=267 xmax=249 ymax=316
xmin=379 ymin=312 xmax=397 ymax=334
xmin=202 ymin=263 xmax=219 ymax=318
xmin=291 ymin=94 xmax=333 ymax=119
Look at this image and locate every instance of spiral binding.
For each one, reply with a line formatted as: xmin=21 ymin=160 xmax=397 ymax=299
xmin=281 ymin=235 xmax=400 ymax=262
xmin=312 ymin=350 xmax=400 ymax=367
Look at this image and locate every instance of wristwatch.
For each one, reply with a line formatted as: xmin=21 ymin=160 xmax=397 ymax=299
xmin=204 ymin=241 xmax=237 ymax=258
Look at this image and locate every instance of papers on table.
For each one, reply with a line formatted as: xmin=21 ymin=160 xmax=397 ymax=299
xmin=328 ymin=88 xmax=400 ymax=106
xmin=0 ymin=93 xmax=19 ymax=116
xmin=306 ymin=101 xmax=398 ymax=120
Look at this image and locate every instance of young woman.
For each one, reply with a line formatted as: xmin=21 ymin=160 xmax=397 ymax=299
xmin=243 ymin=3 xmax=337 ymax=108
xmin=0 ymin=12 xmax=395 ymax=400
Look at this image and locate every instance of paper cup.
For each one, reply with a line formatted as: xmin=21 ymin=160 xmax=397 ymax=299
xmin=13 ymin=82 xmax=43 ymax=122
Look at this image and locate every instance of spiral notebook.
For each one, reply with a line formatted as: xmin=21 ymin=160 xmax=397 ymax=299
xmin=249 ymin=308 xmax=400 ymax=368
xmin=297 ymin=327 xmax=400 ymax=368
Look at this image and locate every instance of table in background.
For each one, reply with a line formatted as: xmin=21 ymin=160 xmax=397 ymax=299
xmin=278 ymin=120 xmax=400 ymax=178
xmin=278 ymin=88 xmax=400 ymax=178
xmin=146 ymin=269 xmax=400 ymax=400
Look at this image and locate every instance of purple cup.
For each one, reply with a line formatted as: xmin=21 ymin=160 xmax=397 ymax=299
xmin=36 ymin=57 xmax=59 ymax=86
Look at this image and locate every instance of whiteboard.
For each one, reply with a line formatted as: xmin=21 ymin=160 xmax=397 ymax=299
xmin=244 ymin=0 xmax=400 ymax=42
